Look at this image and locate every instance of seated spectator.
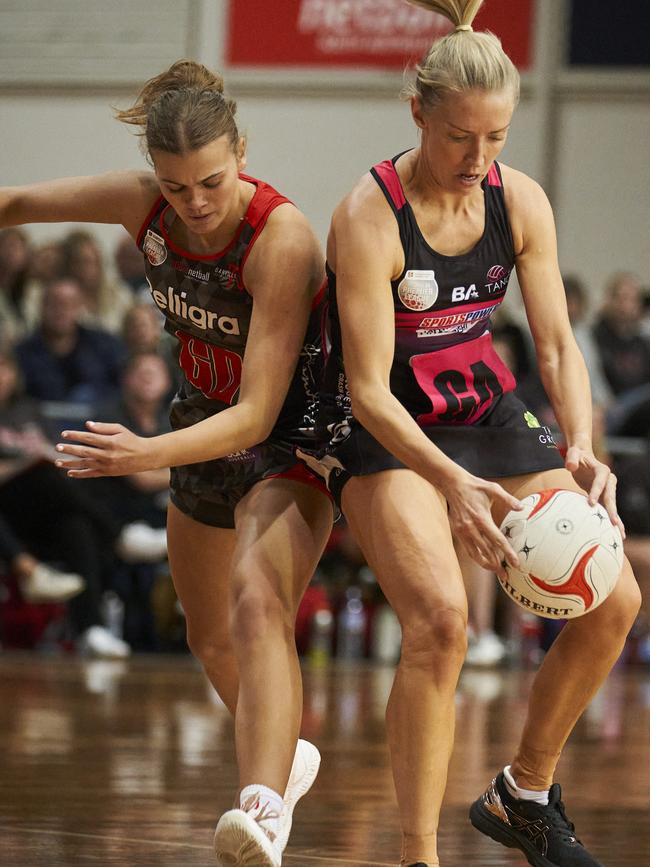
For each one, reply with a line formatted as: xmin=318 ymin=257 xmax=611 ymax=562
xmin=61 ymin=230 xmax=133 ymax=333
xmin=0 ymin=347 xmax=129 ymax=657
xmin=121 ymin=302 xmax=178 ymax=395
xmin=91 ymin=351 xmax=172 ymax=534
xmin=14 ymin=278 xmax=125 ymax=427
xmin=0 ymin=228 xmax=40 ymax=344
xmin=83 ymin=352 xmax=171 ymax=650
xmin=0 ymin=512 xmax=84 ymax=604
xmin=593 ymin=271 xmax=650 ymax=397
xmin=564 ymin=274 xmax=612 ymax=410
xmin=114 ymin=234 xmax=149 ymax=298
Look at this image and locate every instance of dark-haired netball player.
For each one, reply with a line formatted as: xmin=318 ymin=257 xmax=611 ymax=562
xmin=1 ymin=60 xmax=334 ymax=866
xmin=307 ymin=1 xmax=641 ymax=865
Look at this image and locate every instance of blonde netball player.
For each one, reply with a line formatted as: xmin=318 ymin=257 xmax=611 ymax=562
xmin=1 ymin=61 xmax=334 ymax=866
xmin=309 ymin=2 xmax=641 ymax=865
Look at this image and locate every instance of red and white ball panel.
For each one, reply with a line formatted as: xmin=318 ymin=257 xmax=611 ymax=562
xmin=498 ymin=489 xmax=624 ymax=619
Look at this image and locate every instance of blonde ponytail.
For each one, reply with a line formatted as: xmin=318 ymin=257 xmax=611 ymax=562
xmin=402 ymin=0 xmax=520 ymax=109
xmin=115 ymin=60 xmax=240 ymax=156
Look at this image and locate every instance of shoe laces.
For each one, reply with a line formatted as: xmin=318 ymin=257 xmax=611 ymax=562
xmin=548 ymin=787 xmax=580 ymax=844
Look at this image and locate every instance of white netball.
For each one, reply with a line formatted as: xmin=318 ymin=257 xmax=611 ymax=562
xmin=498 ymin=489 xmax=624 ymax=619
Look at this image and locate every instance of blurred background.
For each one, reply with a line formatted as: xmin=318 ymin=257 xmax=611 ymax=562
xmin=0 ymin=0 xmax=649 ymax=667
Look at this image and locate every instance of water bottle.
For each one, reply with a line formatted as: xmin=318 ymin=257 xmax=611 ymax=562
xmin=102 ymin=590 xmax=125 ymax=639
xmin=371 ymin=604 xmax=402 ymax=664
xmin=308 ymin=608 xmax=334 ymax=666
xmin=336 ymin=586 xmax=367 ymax=659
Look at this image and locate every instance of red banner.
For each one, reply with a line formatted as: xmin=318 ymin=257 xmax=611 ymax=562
xmin=226 ymin=0 xmax=534 ymax=71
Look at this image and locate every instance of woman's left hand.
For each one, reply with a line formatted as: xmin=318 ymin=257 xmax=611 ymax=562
xmin=55 ymin=421 xmax=155 ymax=478
xmin=564 ymin=445 xmax=625 ymax=537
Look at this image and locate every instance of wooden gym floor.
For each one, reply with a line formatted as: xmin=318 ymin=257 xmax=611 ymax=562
xmin=0 ymin=654 xmax=648 ymax=866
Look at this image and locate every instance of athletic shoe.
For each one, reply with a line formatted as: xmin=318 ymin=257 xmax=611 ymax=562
xmin=214 ymin=808 xmax=281 ymax=866
xmin=464 ymin=630 xmax=506 ymax=667
xmin=276 ymin=739 xmax=321 ymax=852
xmin=20 ymin=563 xmax=85 ymax=603
xmin=470 ymin=771 xmax=603 ymax=866
xmin=78 ymin=625 xmax=131 ymax=660
xmin=116 ymin=522 xmax=167 ymax=563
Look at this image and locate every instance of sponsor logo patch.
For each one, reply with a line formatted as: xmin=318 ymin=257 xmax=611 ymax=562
xmin=143 ymin=229 xmax=167 ymax=266
xmin=397 ymin=269 xmax=439 ymax=311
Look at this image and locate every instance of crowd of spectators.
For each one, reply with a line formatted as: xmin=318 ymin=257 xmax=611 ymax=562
xmin=0 ymin=226 xmax=648 ymax=666
xmin=0 ymin=228 xmax=177 ymax=658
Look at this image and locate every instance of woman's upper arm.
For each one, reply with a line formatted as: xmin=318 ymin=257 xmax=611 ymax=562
xmin=235 ymin=205 xmax=325 ymax=434
xmin=0 ymin=170 xmax=160 ymax=239
xmin=506 ymin=169 xmax=573 ymax=354
xmin=330 ymin=185 xmax=402 ymax=404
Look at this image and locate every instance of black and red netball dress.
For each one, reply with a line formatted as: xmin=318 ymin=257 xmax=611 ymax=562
xmin=318 ymin=155 xmax=563 ymax=496
xmin=137 ymin=173 xmax=328 ymax=527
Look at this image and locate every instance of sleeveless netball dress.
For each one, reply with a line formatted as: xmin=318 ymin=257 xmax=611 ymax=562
xmin=137 ymin=173 xmax=329 ymax=528
xmin=318 ymin=155 xmax=563 ymax=499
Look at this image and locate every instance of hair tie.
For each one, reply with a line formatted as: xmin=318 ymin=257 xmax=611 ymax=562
xmin=455 ymin=24 xmax=473 ymax=32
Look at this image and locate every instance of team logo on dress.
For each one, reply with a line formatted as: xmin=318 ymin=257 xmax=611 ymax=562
xmin=487 ymin=264 xmax=507 ymax=281
xmin=143 ymin=229 xmax=167 ymax=266
xmin=524 ymin=411 xmax=541 ymax=429
xmin=397 ymin=270 xmax=439 ymax=311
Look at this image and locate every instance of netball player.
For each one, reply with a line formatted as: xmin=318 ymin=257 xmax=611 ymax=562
xmin=1 ymin=61 xmax=333 ymax=866
xmin=307 ymin=2 xmax=642 ymax=865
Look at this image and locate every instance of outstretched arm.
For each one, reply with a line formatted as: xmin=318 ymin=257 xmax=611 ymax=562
xmin=55 ymin=205 xmax=325 ymax=474
xmin=0 ymin=170 xmax=159 ymax=239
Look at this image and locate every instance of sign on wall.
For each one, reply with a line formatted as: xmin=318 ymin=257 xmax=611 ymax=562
xmin=227 ymin=0 xmax=534 ymax=71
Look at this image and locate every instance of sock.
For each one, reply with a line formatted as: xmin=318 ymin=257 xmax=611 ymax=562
xmin=239 ymin=784 xmax=284 ymax=841
xmin=503 ymin=765 xmax=550 ymax=806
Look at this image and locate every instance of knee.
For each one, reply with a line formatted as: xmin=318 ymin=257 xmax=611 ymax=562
xmin=186 ymin=627 xmax=234 ymax=672
xmin=230 ymin=582 xmax=290 ymax=647
xmin=400 ymin=605 xmax=468 ymax=670
xmin=599 ymin=574 xmax=642 ymax=638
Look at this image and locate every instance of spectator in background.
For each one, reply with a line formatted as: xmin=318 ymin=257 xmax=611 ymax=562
xmin=0 ymin=228 xmax=40 ymax=344
xmin=121 ymin=301 xmax=178 ymax=396
xmin=91 ymin=352 xmax=171 ymax=535
xmin=564 ymin=275 xmax=612 ymax=409
xmin=0 ymin=347 xmax=129 ymax=657
xmin=61 ymin=230 xmax=133 ymax=333
xmin=14 ymin=277 xmax=125 ymax=415
xmin=114 ymin=234 xmax=149 ymax=297
xmin=593 ymin=271 xmax=650 ymax=397
xmin=86 ymin=352 xmax=172 ymax=650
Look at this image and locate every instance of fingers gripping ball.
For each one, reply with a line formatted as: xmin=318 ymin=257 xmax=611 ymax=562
xmin=498 ymin=489 xmax=623 ymax=619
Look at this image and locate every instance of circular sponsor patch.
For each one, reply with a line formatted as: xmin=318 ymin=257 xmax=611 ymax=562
xmin=397 ymin=270 xmax=438 ymax=311
xmin=143 ymin=230 xmax=167 ymax=266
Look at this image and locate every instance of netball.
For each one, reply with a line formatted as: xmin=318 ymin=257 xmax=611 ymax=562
xmin=498 ymin=489 xmax=624 ymax=619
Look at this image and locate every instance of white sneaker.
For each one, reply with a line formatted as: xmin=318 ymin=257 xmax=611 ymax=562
xmin=214 ymin=809 xmax=281 ymax=866
xmin=116 ymin=522 xmax=167 ymax=563
xmin=464 ymin=631 xmax=506 ymax=667
xmin=78 ymin=625 xmax=131 ymax=659
xmin=276 ymin=739 xmax=321 ymax=852
xmin=20 ymin=563 xmax=85 ymax=603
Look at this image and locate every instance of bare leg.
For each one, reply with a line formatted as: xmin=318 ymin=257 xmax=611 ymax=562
xmin=166 ymin=501 xmax=239 ymax=713
xmin=343 ymin=470 xmax=467 ymax=867
xmin=459 ymin=550 xmax=497 ymax=638
xmin=231 ymin=479 xmax=333 ymax=796
xmin=494 ymin=469 xmax=642 ymax=789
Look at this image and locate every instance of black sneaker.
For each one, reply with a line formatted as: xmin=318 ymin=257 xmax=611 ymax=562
xmin=469 ymin=772 xmax=603 ymax=866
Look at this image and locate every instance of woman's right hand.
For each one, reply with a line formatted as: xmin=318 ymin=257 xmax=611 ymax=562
xmin=439 ymin=469 xmax=523 ymax=576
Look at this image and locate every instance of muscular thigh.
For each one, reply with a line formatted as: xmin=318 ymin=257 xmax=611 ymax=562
xmin=232 ymin=478 xmax=333 ymax=615
xmin=341 ymin=470 xmax=467 ymax=622
xmin=166 ymin=500 xmax=237 ymax=641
